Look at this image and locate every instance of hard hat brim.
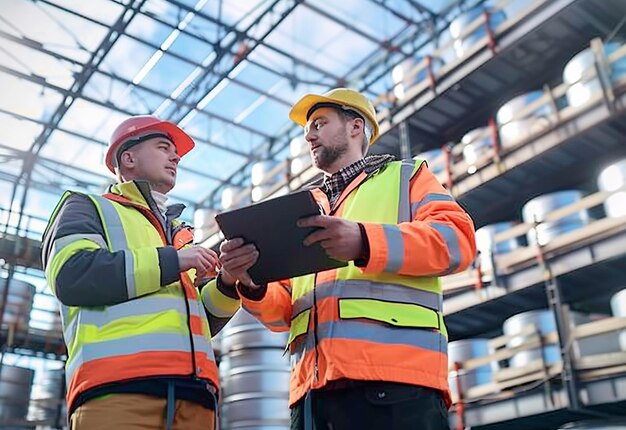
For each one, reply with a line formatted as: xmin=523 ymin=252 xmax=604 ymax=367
xmin=105 ymin=121 xmax=195 ymax=173
xmin=289 ymin=94 xmax=341 ymax=128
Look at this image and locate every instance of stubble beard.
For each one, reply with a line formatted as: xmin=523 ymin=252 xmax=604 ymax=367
xmin=314 ymin=132 xmax=349 ymax=172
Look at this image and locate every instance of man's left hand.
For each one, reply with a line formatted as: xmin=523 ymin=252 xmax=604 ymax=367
xmin=298 ymin=215 xmax=364 ymax=262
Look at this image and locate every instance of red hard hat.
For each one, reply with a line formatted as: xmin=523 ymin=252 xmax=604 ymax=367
xmin=105 ymin=115 xmax=195 ymax=173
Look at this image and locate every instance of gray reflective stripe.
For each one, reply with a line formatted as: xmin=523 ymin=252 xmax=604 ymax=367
xmin=62 ymin=297 xmax=201 ymax=342
xmin=292 ymin=320 xmax=447 ymax=356
xmin=80 ymin=297 xmax=198 ymax=327
xmin=90 ymin=195 xmax=137 ymax=299
xmin=429 ymin=222 xmax=462 ymax=275
xmin=193 ymin=334 xmax=215 ymax=360
xmin=66 ymin=333 xmax=216 ymax=385
xmin=63 ymin=315 xmax=77 ymax=344
xmin=66 ymin=332 xmax=193 ymax=381
xmin=292 ymin=279 xmax=442 ymax=316
xmin=398 ymin=161 xmax=414 ymax=223
xmin=122 ymin=250 xmax=137 ymax=298
xmin=59 ymin=303 xmax=71 ymax=324
xmin=411 ymin=193 xmax=455 ymax=219
xmin=90 ymin=195 xmax=128 ymax=251
xmin=49 ymin=233 xmax=108 ymax=266
xmin=61 ymin=305 xmax=77 ymax=344
xmin=382 ymin=224 xmax=404 ymax=272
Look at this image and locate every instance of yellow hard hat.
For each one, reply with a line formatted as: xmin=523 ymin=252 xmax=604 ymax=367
xmin=289 ymin=88 xmax=380 ymax=145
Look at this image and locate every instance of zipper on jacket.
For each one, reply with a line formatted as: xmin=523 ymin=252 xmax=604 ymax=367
xmin=312 ymin=272 xmax=320 ymax=382
xmin=182 ymin=288 xmax=198 ymax=377
xmin=137 ymin=197 xmax=199 ymax=378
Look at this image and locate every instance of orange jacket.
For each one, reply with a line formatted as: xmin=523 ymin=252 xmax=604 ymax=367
xmin=241 ymin=159 xmax=476 ymax=406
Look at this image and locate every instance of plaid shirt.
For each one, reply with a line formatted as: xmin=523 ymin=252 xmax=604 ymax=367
xmin=322 ymin=158 xmax=367 ymax=210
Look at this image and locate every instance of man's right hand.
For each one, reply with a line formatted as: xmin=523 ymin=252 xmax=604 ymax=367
xmin=219 ymin=238 xmax=259 ymax=288
xmin=178 ymin=246 xmax=220 ymax=278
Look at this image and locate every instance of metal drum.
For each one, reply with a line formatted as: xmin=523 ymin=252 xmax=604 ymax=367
xmin=219 ymin=309 xmax=290 ymax=430
xmin=503 ymin=310 xmax=602 ymax=368
xmin=461 ymin=127 xmax=492 ymax=174
xmin=504 ymin=310 xmax=562 ymax=368
xmin=563 ymin=41 xmax=626 ymax=108
xmin=0 ymin=278 xmax=35 ymax=331
xmin=560 ymin=419 xmax=626 ymax=429
xmin=598 ymin=159 xmax=626 ymax=218
xmin=220 ymin=310 xmax=289 ymax=353
xmin=448 ymin=6 xmax=505 ymax=59
xmin=448 ymin=339 xmax=497 ymax=402
xmin=391 ymin=56 xmax=444 ymax=100
xmin=496 ymin=91 xmax=552 ymax=148
xmin=27 ymin=367 xmax=65 ymax=425
xmin=193 ymin=208 xmax=217 ymax=243
xmin=610 ymin=289 xmax=626 ymax=351
xmin=521 ymin=190 xmax=589 ymax=246
xmin=475 ymin=222 xmax=520 ymax=270
xmin=0 ymin=365 xmax=34 ymax=423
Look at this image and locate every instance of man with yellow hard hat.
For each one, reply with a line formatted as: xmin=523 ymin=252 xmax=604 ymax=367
xmin=219 ymin=88 xmax=476 ymax=429
xmin=42 ymin=115 xmax=240 ymax=429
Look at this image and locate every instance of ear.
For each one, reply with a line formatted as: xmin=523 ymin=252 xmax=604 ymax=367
xmin=119 ymin=151 xmax=135 ymax=169
xmin=349 ymin=117 xmax=364 ymax=138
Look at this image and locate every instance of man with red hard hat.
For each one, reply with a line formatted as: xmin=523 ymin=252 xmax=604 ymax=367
xmin=42 ymin=115 xmax=239 ymax=429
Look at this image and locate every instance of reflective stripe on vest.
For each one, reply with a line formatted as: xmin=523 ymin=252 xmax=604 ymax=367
xmin=397 ymin=160 xmax=414 ymax=223
xmin=62 ymin=296 xmax=203 ymax=344
xmin=291 ymin=279 xmax=442 ymax=316
xmin=90 ymin=195 xmax=137 ymax=299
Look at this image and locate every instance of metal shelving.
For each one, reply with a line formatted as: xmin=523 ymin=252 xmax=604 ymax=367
xmin=374 ymin=0 xmax=626 ymax=154
xmin=370 ymin=1 xmax=626 ymax=428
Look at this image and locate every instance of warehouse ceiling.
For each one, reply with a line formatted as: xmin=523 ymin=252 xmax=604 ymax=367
xmin=0 ymin=0 xmax=477 ymax=240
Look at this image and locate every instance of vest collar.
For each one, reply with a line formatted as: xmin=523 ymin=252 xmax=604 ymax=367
xmin=108 ymin=181 xmax=185 ymax=219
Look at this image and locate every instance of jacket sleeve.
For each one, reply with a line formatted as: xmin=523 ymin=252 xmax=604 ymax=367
xmin=238 ymin=279 xmax=293 ymax=332
xmin=360 ymin=164 xmax=476 ymax=276
xmin=200 ymin=275 xmax=240 ymax=337
xmin=41 ymin=193 xmax=180 ymax=307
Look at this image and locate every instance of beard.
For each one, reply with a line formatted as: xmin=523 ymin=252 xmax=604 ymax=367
xmin=312 ymin=132 xmax=349 ymax=171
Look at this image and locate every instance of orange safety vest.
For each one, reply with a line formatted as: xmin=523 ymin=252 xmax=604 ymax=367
xmin=243 ymin=160 xmax=476 ymax=407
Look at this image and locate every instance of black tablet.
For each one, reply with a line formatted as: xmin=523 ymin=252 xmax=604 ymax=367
xmin=214 ymin=190 xmax=347 ymax=284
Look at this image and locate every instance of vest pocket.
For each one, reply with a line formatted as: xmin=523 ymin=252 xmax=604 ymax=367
xmin=286 ymin=309 xmax=311 ymax=350
xmin=338 ymin=298 xmax=440 ymax=330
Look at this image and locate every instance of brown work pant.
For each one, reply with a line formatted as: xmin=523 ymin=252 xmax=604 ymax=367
xmin=69 ymin=393 xmax=215 ymax=430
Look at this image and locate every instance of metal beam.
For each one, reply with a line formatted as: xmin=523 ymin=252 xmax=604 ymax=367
xmin=161 ymin=0 xmax=340 ymax=82
xmin=0 ymin=109 xmax=234 ymax=193
xmin=7 ymin=0 xmax=146 ymax=235
xmin=364 ymin=0 xmax=426 ymax=26
xmin=302 ymin=2 xmax=400 ymax=52
xmin=0 ymin=28 xmax=291 ymax=122
xmin=106 ymin=0 xmax=294 ymax=107
xmin=34 ymin=0 xmax=275 ymax=139
xmin=168 ymin=0 xmax=303 ymax=123
xmin=0 ymin=65 xmax=253 ymax=160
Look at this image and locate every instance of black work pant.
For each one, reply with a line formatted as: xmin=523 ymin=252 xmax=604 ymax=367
xmin=290 ymin=381 xmax=450 ymax=430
